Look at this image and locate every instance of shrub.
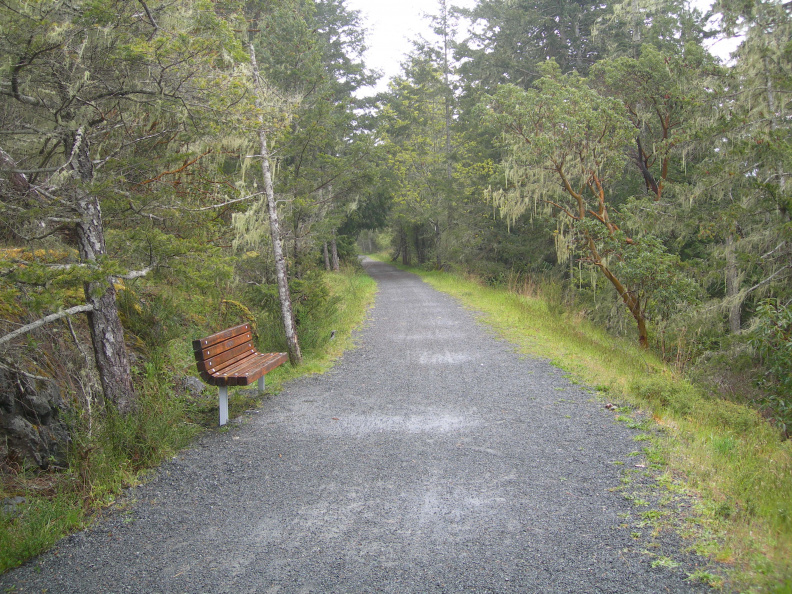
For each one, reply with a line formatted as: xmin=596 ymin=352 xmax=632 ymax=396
xmin=246 ymin=272 xmax=341 ymax=355
xmin=629 ymin=376 xmax=703 ymax=416
xmin=750 ymin=299 xmax=792 ymax=436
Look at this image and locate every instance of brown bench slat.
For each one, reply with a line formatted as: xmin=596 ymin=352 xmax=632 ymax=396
xmin=195 ymin=331 xmax=253 ymax=361
xmin=197 ymin=352 xmax=256 ymax=382
xmin=237 ymin=352 xmax=288 ymax=383
xmin=214 ymin=352 xmax=288 ymax=386
xmin=199 ymin=352 xmax=288 ymax=386
xmin=195 ymin=342 xmax=256 ymax=374
xmin=192 ymin=323 xmax=251 ymax=352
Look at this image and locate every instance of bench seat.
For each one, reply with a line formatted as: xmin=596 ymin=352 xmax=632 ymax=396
xmin=193 ymin=323 xmax=287 ymax=425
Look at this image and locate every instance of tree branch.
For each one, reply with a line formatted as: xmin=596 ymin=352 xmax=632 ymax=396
xmin=137 ymin=150 xmax=211 ymax=186
xmin=762 ymin=242 xmax=786 ymax=260
xmin=178 ymin=193 xmax=264 ymax=211
xmin=0 ymin=361 xmax=55 ymax=384
xmin=114 ymin=263 xmax=157 ymax=281
xmin=743 ymin=265 xmax=792 ymax=298
xmin=542 ymin=198 xmax=580 ymax=221
xmin=138 ymin=0 xmax=159 ymax=31
xmin=0 ymin=305 xmax=94 ymax=348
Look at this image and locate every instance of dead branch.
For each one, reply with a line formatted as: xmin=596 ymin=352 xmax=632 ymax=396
xmin=177 ymin=192 xmax=264 ymax=211
xmin=114 ymin=262 xmax=157 ymax=281
xmin=137 ymin=151 xmax=212 ymax=186
xmin=0 ymin=304 xmax=94 ymax=348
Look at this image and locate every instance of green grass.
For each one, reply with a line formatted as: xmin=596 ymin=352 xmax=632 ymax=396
xmin=396 ymin=262 xmax=792 ymax=591
xmin=0 ymin=265 xmax=377 ymax=574
xmin=0 ymin=493 xmax=84 ymax=572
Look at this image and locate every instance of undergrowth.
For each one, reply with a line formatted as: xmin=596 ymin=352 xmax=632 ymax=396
xmin=0 ymin=264 xmax=376 ymax=574
xmin=396 ymin=261 xmax=792 ymax=592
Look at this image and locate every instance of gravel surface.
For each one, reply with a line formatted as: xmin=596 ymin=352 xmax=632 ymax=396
xmin=1 ymin=258 xmax=713 ymax=593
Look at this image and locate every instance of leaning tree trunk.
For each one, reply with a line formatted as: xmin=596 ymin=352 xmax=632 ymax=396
xmin=75 ymin=192 xmax=135 ymax=413
xmin=70 ymin=128 xmax=135 ymax=413
xmin=600 ymin=262 xmax=649 ymax=349
xmin=249 ymin=42 xmax=302 ymax=366
xmin=587 ymin=235 xmax=649 ymax=349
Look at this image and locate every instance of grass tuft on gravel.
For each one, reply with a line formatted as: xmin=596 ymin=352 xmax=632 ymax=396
xmin=397 ymin=261 xmax=792 ymax=592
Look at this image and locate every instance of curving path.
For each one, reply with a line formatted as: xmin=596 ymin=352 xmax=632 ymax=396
xmin=0 ymin=258 xmax=710 ymax=593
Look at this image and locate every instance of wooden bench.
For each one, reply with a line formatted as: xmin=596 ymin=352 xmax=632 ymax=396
xmin=193 ymin=323 xmax=288 ymax=426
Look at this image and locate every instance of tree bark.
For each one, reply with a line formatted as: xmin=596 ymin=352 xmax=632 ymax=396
xmin=75 ymin=192 xmax=135 ymax=413
xmin=331 ymin=231 xmax=340 ymax=272
xmin=68 ymin=128 xmax=136 ymax=413
xmin=587 ymin=234 xmax=649 ymax=348
xmin=323 ymin=242 xmax=331 ymax=271
xmin=725 ymin=233 xmax=742 ymax=333
xmin=249 ymin=42 xmax=302 ymax=366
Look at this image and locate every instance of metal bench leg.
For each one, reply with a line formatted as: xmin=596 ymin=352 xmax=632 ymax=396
xmin=219 ymin=386 xmax=228 ymax=426
xmin=258 ymin=376 xmax=265 ymax=393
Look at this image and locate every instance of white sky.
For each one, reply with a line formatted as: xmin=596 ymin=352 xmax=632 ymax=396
xmin=345 ymin=0 xmax=477 ymax=94
xmin=344 ymin=0 xmax=739 ymax=96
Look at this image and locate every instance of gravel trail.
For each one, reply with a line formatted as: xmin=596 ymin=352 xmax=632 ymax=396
xmin=1 ymin=258 xmax=711 ymax=593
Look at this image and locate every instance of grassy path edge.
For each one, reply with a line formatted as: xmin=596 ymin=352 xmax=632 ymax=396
xmin=0 ymin=267 xmax=378 ymax=574
xmin=393 ymin=260 xmax=792 ymax=592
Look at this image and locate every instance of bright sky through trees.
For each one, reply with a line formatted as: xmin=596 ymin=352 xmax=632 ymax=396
xmin=345 ymin=0 xmax=475 ymax=93
xmin=345 ymin=0 xmax=737 ymax=94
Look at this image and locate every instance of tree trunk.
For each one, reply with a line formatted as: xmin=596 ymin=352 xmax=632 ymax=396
xmin=725 ymin=233 xmax=742 ymax=333
xmin=440 ymin=3 xmax=453 ymax=272
xmin=630 ymin=0 xmax=641 ymax=58
xmin=75 ymin=193 xmax=135 ymax=413
xmin=415 ymin=227 xmax=426 ymax=264
xmin=323 ymin=242 xmax=331 ymax=271
xmin=293 ymin=219 xmax=300 ymax=280
xmin=69 ymin=127 xmax=135 ymax=413
xmin=588 ymin=235 xmax=649 ymax=348
xmin=764 ymin=55 xmax=787 ymax=212
xmin=400 ymin=227 xmax=411 ymax=266
xmin=602 ymin=262 xmax=649 ymax=348
xmin=435 ymin=222 xmax=442 ymax=270
xmin=249 ymin=42 xmax=302 ymax=366
xmin=331 ymin=231 xmax=340 ymax=272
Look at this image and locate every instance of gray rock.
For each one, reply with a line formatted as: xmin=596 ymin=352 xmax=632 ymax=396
xmin=180 ymin=376 xmax=207 ymax=397
xmin=0 ymin=368 xmax=70 ymax=470
xmin=1 ymin=496 xmax=26 ymax=518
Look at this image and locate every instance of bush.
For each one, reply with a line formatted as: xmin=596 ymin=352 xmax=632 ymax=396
xmin=117 ymin=285 xmax=185 ymax=353
xmin=750 ymin=299 xmax=792 ymax=436
xmin=629 ymin=376 xmax=703 ymax=416
xmin=246 ymin=272 xmax=341 ymax=355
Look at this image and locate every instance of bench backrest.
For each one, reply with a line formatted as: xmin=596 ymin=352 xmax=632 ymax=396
xmin=193 ymin=323 xmax=257 ymax=382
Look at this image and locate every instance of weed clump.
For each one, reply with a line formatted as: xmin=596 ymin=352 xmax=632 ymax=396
xmin=628 ymin=377 xmax=702 ymax=417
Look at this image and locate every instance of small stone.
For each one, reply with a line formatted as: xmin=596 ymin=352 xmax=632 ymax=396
xmin=1 ymin=496 xmax=26 ymax=518
xmin=181 ymin=376 xmax=207 ymax=396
